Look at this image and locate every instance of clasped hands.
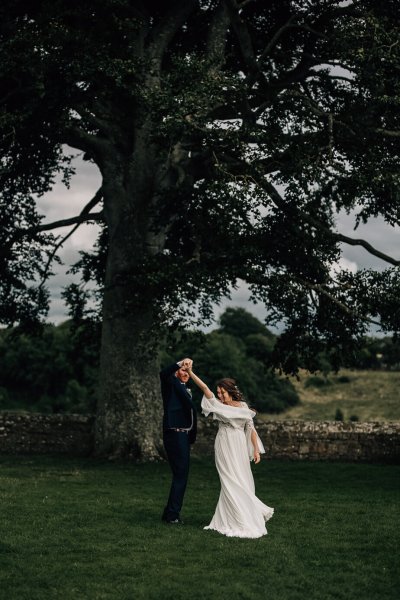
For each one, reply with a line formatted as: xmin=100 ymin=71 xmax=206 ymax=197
xmin=181 ymin=358 xmax=193 ymax=372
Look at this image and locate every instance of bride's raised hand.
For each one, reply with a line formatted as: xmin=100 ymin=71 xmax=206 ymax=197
xmin=182 ymin=358 xmax=193 ymax=371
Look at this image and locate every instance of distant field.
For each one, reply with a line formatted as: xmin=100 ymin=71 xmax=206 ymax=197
xmin=263 ymin=369 xmax=400 ymax=422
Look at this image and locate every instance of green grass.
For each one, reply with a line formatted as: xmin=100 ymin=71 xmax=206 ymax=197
xmin=266 ymin=369 xmax=400 ymax=422
xmin=0 ymin=455 xmax=399 ymax=600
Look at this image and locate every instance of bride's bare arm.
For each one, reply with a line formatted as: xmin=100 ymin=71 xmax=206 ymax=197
xmin=187 ymin=369 xmax=213 ymax=399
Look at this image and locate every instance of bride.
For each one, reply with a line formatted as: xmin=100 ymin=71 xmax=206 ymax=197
xmin=186 ymin=366 xmax=274 ymax=538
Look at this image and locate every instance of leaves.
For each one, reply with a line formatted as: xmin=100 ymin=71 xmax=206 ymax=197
xmin=1 ymin=0 xmax=399 ymax=371
xmin=161 ymin=307 xmax=299 ymax=412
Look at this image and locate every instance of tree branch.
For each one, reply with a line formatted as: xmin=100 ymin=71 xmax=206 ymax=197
xmin=213 ymin=153 xmax=400 ymax=268
xmin=334 ymin=233 xmax=400 ymax=267
xmin=62 ymin=124 xmax=111 ymax=157
xmin=146 ymin=0 xmax=199 ymax=75
xmin=71 ymin=104 xmax=116 ymax=140
xmin=257 ymin=4 xmax=361 ymax=99
xmin=223 ymin=0 xmax=260 ymax=76
xmin=293 ymin=275 xmax=381 ymax=327
xmin=284 ymin=88 xmax=357 ymax=135
xmin=36 ymin=212 xmax=104 ymax=232
xmin=34 ymin=187 xmax=104 ymax=288
xmin=258 ymin=15 xmax=298 ymax=63
xmin=374 ymin=128 xmax=400 ymax=138
xmin=265 ymin=181 xmax=400 ymax=267
xmin=38 ymin=223 xmax=81 ymax=289
xmin=268 ymin=53 xmax=317 ymax=94
xmin=260 ymin=180 xmax=400 ymax=267
xmin=16 ymin=187 xmax=104 ymax=239
xmin=206 ymin=1 xmax=230 ymax=65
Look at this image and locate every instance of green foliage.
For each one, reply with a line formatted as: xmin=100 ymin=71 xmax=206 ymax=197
xmin=334 ymin=408 xmax=344 ymax=421
xmin=3 ymin=305 xmax=400 ymax=417
xmin=288 ymin=334 xmax=400 ymax=376
xmin=0 ymin=0 xmax=399 ymax=377
xmin=0 ymin=385 xmax=9 ymax=408
xmin=304 ymin=375 xmax=332 ymax=388
xmin=0 ymin=308 xmax=297 ymax=414
xmin=219 ymin=307 xmax=275 ymax=339
xmin=243 ymin=333 xmax=275 ymax=364
xmin=349 ymin=336 xmax=400 ymax=370
xmin=0 ymin=321 xmax=100 ymax=413
xmin=162 ymin=307 xmax=299 ymax=413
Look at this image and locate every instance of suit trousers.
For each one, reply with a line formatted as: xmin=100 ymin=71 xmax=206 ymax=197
xmin=163 ymin=429 xmax=190 ymax=521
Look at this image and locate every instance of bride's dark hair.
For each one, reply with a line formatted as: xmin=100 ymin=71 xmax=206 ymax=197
xmin=216 ymin=378 xmax=245 ymax=403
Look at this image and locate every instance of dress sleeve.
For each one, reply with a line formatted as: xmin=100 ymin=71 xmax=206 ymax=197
xmin=201 ymin=394 xmax=259 ymax=420
xmin=244 ymin=411 xmax=266 ymax=460
xmin=201 ymin=394 xmax=220 ymax=417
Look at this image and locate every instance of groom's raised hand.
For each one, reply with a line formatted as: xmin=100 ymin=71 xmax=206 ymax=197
xmin=181 ymin=358 xmax=193 ymax=371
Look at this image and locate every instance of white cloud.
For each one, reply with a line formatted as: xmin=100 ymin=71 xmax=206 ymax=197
xmin=331 ymin=256 xmax=358 ymax=275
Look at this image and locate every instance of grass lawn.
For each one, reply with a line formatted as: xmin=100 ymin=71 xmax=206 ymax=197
xmin=266 ymin=369 xmax=400 ymax=422
xmin=0 ymin=455 xmax=398 ymax=600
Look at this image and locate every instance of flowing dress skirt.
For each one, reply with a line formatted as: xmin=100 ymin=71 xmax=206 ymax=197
xmin=205 ymin=424 xmax=274 ymax=538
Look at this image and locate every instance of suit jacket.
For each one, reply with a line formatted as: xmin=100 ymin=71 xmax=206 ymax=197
xmin=160 ymin=362 xmax=197 ymax=444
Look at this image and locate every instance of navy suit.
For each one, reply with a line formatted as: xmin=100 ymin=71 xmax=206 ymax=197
xmin=160 ymin=362 xmax=197 ymax=522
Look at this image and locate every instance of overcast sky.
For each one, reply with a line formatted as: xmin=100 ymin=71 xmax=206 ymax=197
xmin=36 ymin=153 xmax=400 ymax=333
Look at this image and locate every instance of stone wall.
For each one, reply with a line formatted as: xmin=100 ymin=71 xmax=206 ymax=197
xmin=0 ymin=412 xmax=94 ymax=456
xmin=0 ymin=411 xmax=399 ymax=463
xmin=195 ymin=418 xmax=400 ymax=463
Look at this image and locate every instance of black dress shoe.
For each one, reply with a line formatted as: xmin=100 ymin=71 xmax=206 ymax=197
xmin=161 ymin=511 xmax=176 ymax=522
xmin=165 ymin=518 xmax=184 ymax=525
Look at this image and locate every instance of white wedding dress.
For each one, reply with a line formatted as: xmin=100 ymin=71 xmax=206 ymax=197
xmin=202 ymin=394 xmax=274 ymax=539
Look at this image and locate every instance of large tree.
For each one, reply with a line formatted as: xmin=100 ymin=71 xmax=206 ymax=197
xmin=1 ymin=0 xmax=399 ymax=459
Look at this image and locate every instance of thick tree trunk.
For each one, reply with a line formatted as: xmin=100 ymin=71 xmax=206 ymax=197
xmin=94 ymin=291 xmax=164 ymax=461
xmin=94 ymin=164 xmax=166 ymax=460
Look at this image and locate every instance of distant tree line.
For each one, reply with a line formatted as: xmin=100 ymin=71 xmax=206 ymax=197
xmin=1 ymin=307 xmax=399 ymax=415
xmin=161 ymin=307 xmax=299 ymax=413
xmin=291 ymin=335 xmax=400 ymax=379
xmin=349 ymin=337 xmax=400 ymax=371
xmin=0 ymin=320 xmax=100 ymax=414
xmin=0 ymin=308 xmax=299 ymax=414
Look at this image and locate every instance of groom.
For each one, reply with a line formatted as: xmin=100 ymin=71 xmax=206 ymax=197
xmin=160 ymin=358 xmax=197 ymax=524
